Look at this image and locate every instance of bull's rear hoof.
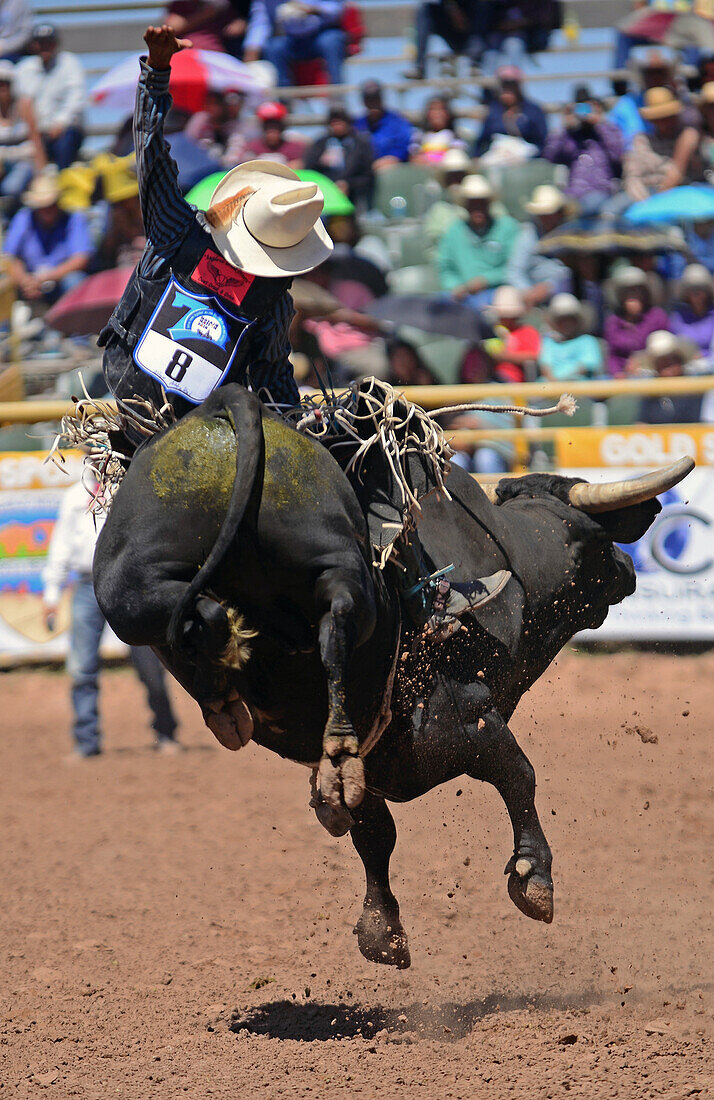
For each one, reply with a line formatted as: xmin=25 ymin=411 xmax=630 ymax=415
xmin=506 ymin=869 xmax=554 ymax=924
xmin=353 ymin=907 xmax=411 ymax=969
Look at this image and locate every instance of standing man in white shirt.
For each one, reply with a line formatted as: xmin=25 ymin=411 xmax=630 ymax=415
xmin=42 ymin=476 xmax=180 ymax=758
xmin=15 ymin=23 xmax=84 ymax=169
xmin=0 ymin=0 xmax=32 ymax=61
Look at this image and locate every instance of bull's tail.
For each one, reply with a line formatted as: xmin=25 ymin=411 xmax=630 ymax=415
xmin=167 ymin=388 xmax=265 ymax=651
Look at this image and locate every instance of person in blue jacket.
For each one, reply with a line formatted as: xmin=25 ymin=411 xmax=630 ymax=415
xmin=473 ymin=66 xmax=547 ymax=158
xmin=354 ymin=80 xmax=414 ymax=169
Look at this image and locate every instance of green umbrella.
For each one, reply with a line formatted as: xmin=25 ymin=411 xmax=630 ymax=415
xmin=295 ymin=170 xmax=354 ymax=216
xmin=185 ymin=170 xmax=229 ymax=211
xmin=185 ymin=167 xmax=354 ymax=216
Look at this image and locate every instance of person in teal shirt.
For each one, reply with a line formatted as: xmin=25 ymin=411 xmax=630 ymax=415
xmin=437 ymin=174 xmax=520 ymax=308
xmin=539 ymin=293 xmax=604 ymax=381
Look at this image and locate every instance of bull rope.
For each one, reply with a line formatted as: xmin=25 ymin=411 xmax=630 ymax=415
xmin=48 ymin=375 xmax=576 ymax=540
xmin=276 ymin=379 xmax=576 ymax=567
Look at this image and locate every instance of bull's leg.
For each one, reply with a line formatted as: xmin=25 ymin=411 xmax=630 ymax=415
xmin=350 ymin=792 xmax=410 ymax=969
xmin=365 ymin=679 xmax=553 ymax=924
xmin=466 ymin=710 xmax=553 ymax=924
xmin=315 ymin=569 xmax=375 ymax=815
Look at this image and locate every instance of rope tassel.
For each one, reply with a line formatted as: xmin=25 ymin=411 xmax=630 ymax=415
xmin=432 ymin=393 xmax=578 ymax=418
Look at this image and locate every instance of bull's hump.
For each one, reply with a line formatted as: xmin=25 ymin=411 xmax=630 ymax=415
xmin=149 ymin=417 xmax=235 ymax=510
xmin=262 ymin=417 xmax=337 ymax=511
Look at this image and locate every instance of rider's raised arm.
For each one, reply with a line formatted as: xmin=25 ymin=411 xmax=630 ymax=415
xmin=133 ymin=31 xmax=194 ymax=258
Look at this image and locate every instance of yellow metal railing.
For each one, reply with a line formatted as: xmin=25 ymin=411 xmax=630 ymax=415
xmin=0 ymin=375 xmax=713 ymax=425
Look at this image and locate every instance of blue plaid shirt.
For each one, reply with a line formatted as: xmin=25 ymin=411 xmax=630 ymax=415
xmin=134 ymin=60 xmax=299 ymax=406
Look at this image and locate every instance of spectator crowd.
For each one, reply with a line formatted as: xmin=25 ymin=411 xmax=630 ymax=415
xmin=1 ymin=0 xmax=714 ymax=471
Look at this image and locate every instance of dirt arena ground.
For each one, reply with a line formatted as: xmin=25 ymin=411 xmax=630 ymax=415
xmin=1 ymin=649 xmax=712 ymax=1099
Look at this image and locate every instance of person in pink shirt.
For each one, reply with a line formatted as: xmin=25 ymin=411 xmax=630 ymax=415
xmin=243 ymin=100 xmax=306 ymax=167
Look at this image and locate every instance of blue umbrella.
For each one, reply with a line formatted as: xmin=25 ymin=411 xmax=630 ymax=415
xmin=625 ymin=186 xmax=714 ymax=225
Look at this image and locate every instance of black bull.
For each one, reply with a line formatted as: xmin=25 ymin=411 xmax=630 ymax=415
xmin=93 ymin=385 xmax=693 ymax=969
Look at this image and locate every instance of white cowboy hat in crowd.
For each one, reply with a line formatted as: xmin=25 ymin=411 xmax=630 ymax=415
xmin=548 ymin=292 xmax=583 ymax=321
xmin=612 ymin=265 xmax=650 ymax=293
xmin=22 ymin=172 xmax=60 ymax=209
xmin=439 ymin=147 xmax=472 ymax=177
xmin=679 ymin=263 xmax=714 ymax=293
xmin=642 ymin=329 xmax=698 ymax=370
xmin=206 ymin=159 xmax=333 ymax=278
xmin=458 ymin=174 xmax=494 ymax=204
xmin=491 ymin=285 xmax=526 ymax=319
xmin=523 ymin=184 xmax=567 ymax=216
xmin=646 ymin=330 xmax=682 ymax=359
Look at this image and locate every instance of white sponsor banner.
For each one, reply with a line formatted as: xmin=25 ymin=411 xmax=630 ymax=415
xmin=575 ymin=467 xmax=714 ymax=641
xmin=0 ymin=452 xmax=126 ymax=665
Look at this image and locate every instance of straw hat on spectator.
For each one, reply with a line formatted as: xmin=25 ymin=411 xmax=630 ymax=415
xmin=0 ymin=60 xmax=15 ymax=85
xmin=640 ymin=87 xmax=682 ymax=120
xmin=547 ymin=292 xmax=584 ymax=326
xmin=22 ymin=173 xmax=60 ymax=209
xmin=205 ymin=159 xmax=333 ymax=277
xmin=679 ymin=263 xmax=714 ymax=295
xmin=458 ymin=174 xmax=494 ymax=205
xmin=523 ymin=184 xmax=567 ymax=216
xmin=491 ymin=286 xmax=526 ymax=319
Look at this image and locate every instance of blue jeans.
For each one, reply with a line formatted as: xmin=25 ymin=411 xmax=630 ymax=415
xmin=263 ymin=27 xmax=346 ymax=86
xmin=67 ymin=578 xmax=176 ymax=754
xmin=43 ymin=126 xmax=83 ymax=170
xmin=0 ymin=160 xmax=33 ymax=200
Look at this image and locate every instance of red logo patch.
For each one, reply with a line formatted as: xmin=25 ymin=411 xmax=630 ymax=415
xmin=191 ymin=250 xmax=255 ymax=309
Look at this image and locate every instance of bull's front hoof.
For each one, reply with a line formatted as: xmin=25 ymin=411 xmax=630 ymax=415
xmin=353 ymin=906 xmax=411 ymax=969
xmin=505 ymin=856 xmax=554 ymax=924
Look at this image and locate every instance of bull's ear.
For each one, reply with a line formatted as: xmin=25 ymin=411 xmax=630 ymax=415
xmin=595 ymin=497 xmax=662 ymax=545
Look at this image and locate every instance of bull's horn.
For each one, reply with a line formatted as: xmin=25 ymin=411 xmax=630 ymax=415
xmin=568 ymin=456 xmax=695 ymax=513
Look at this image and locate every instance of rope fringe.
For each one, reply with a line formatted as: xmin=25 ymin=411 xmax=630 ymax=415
xmin=47 ymin=378 xmax=576 ymax=534
xmin=46 ymin=374 xmax=174 ymax=514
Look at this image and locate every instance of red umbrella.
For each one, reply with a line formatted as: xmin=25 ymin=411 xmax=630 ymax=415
xmin=46 ymin=267 xmax=134 ymax=337
xmin=91 ymin=50 xmax=271 ymax=115
xmin=618 ymin=6 xmax=714 ymax=51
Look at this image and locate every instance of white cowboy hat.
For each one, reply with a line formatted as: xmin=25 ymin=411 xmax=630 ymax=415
xmin=612 ymin=265 xmax=649 ymax=293
xmin=548 ymin=292 xmax=582 ymax=317
xmin=458 ymin=174 xmax=494 ymax=204
xmin=22 ymin=172 xmax=60 ymax=209
xmin=439 ymin=148 xmax=472 ymax=175
xmin=206 ymin=159 xmax=333 ymax=278
xmin=491 ymin=285 xmax=525 ymax=318
xmin=679 ymin=262 xmax=714 ymax=293
xmin=524 ymin=184 xmax=567 ymax=216
xmin=646 ymin=330 xmax=685 ymax=359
